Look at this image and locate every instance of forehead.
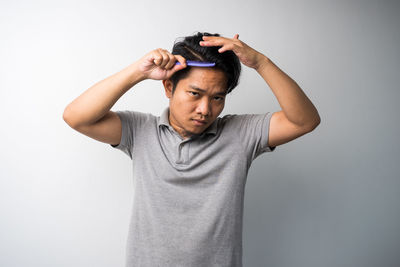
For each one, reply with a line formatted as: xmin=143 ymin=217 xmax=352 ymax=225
xmin=179 ymin=67 xmax=227 ymax=90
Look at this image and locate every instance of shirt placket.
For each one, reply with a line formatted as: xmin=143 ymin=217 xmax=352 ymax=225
xmin=176 ymin=139 xmax=191 ymax=164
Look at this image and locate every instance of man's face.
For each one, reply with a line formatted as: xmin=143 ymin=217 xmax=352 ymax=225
xmin=163 ymin=67 xmax=228 ymax=139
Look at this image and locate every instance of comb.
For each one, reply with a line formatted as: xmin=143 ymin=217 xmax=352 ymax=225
xmin=175 ymin=60 xmax=215 ymax=67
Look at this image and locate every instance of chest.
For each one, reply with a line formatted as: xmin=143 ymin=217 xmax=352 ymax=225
xmin=133 ymin=126 xmax=247 ymax=174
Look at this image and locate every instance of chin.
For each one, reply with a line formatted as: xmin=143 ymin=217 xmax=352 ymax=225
xmin=189 ymin=126 xmax=204 ymax=134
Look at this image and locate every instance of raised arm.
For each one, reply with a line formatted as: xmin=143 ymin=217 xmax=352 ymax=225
xmin=63 ymin=49 xmax=187 ymax=127
xmin=254 ymin=56 xmax=320 ymax=147
xmin=199 ymin=34 xmax=321 ymax=147
xmin=63 ymin=48 xmax=187 ymax=145
xmin=62 ymin=62 xmax=145 ymax=128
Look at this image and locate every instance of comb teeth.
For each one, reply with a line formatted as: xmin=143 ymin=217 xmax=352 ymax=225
xmin=175 ymin=60 xmax=215 ymax=67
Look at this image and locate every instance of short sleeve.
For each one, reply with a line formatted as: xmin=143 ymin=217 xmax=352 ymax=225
xmin=110 ymin=110 xmax=153 ymax=159
xmin=230 ymin=112 xmax=276 ymax=161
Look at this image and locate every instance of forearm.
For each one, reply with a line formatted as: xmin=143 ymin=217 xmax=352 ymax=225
xmin=255 ymin=55 xmax=320 ymax=128
xmin=63 ymin=62 xmax=145 ymax=128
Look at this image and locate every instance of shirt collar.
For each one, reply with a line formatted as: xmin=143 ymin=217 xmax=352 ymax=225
xmin=158 ymin=106 xmax=218 ymax=136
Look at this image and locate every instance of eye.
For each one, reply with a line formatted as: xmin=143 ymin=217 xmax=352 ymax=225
xmin=214 ymin=96 xmax=224 ymax=101
xmin=189 ymin=91 xmax=199 ymax=96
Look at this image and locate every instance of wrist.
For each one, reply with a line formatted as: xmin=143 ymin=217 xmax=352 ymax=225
xmin=255 ymin=54 xmax=272 ymax=72
xmin=126 ymin=62 xmax=147 ymax=85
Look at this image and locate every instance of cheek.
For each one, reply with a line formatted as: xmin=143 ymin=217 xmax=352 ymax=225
xmin=214 ymin=101 xmax=225 ymax=111
xmin=171 ymin=95 xmax=187 ymax=108
xmin=179 ymin=99 xmax=197 ymax=111
xmin=174 ymin=100 xmax=195 ymax=118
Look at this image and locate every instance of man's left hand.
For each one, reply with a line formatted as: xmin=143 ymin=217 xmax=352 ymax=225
xmin=199 ymin=34 xmax=269 ymax=70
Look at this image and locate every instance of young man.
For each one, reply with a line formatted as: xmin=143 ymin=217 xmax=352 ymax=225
xmin=63 ymin=32 xmax=320 ymax=267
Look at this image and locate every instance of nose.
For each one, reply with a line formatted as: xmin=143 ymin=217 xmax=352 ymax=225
xmin=196 ymin=98 xmax=211 ymax=117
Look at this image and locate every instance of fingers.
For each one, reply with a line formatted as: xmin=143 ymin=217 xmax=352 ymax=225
xmin=152 ymin=48 xmax=186 ymax=70
xmin=164 ymin=53 xmax=176 ymax=69
xmin=200 ymin=34 xmax=241 ymax=53
xmin=201 ymin=34 xmax=239 ymax=44
xmin=200 ymin=36 xmax=232 ymax=47
xmin=174 ymin=54 xmax=187 ymax=68
xmin=152 ymin=48 xmax=169 ymax=68
xmin=200 ymin=37 xmax=229 ymax=53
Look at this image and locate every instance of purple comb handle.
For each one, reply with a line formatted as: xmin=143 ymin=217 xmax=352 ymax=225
xmin=175 ymin=60 xmax=215 ymax=67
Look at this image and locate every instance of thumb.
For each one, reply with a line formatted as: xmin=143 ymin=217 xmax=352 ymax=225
xmin=167 ymin=63 xmax=187 ymax=76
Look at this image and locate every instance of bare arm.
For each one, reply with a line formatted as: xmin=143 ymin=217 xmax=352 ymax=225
xmin=255 ymin=56 xmax=321 ymax=129
xmin=199 ymin=34 xmax=320 ymax=148
xmin=62 ymin=48 xmax=187 ymax=147
xmin=63 ymin=49 xmax=187 ymax=128
xmin=62 ymin=62 xmax=145 ymax=128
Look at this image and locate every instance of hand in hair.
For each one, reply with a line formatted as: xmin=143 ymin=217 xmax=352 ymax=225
xmin=199 ymin=34 xmax=269 ymax=71
xmin=136 ymin=48 xmax=187 ymax=80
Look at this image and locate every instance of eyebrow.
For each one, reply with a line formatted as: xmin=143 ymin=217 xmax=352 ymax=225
xmin=189 ymin=85 xmax=227 ymax=96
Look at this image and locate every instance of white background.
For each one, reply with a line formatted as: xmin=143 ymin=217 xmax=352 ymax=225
xmin=1 ymin=0 xmax=399 ymax=266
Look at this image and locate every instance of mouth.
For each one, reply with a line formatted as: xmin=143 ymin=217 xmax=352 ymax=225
xmin=192 ymin=119 xmax=207 ymax=125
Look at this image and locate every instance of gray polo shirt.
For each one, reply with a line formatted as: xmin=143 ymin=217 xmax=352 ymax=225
xmin=110 ymin=106 xmax=276 ymax=267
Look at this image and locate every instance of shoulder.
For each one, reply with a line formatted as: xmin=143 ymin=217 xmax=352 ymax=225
xmin=115 ymin=110 xmax=156 ymax=121
xmin=114 ymin=110 xmax=157 ymax=130
xmin=216 ymin=113 xmax=255 ymax=135
xmin=218 ymin=113 xmax=269 ymax=126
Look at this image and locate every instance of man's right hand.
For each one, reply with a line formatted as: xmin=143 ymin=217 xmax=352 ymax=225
xmin=136 ymin=48 xmax=187 ymax=81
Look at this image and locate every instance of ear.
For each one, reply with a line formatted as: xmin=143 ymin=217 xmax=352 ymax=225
xmin=162 ymin=79 xmax=173 ymax=99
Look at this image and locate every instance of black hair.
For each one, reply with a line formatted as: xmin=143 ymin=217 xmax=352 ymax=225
xmin=169 ymin=31 xmax=241 ymax=95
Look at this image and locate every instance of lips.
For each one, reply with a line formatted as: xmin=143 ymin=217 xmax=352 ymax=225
xmin=192 ymin=119 xmax=207 ymax=124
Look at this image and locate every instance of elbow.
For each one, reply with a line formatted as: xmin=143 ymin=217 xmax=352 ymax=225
xmin=62 ymin=109 xmax=69 ymax=123
xmin=300 ymin=111 xmax=321 ymax=132
xmin=63 ymin=107 xmax=77 ymax=128
xmin=306 ymin=114 xmax=321 ymax=132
